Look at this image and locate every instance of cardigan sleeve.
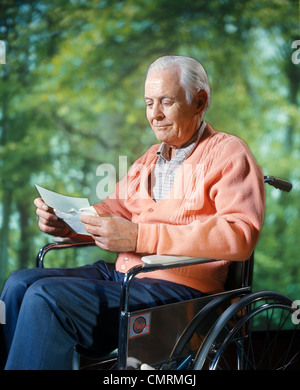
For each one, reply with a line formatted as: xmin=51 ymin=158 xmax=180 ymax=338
xmin=136 ymin=149 xmax=265 ymax=261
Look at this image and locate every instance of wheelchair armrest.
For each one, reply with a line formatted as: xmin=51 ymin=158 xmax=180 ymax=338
xmin=120 ymin=255 xmax=220 ymax=312
xmin=141 ymin=254 xmax=214 ymax=265
xmin=36 ymin=240 xmax=96 ymax=268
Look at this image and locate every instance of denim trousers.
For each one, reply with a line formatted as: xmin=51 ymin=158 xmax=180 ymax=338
xmin=0 ymin=261 xmax=202 ymax=370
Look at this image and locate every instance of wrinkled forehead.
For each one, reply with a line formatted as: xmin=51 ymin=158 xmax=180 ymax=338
xmin=144 ymin=67 xmax=184 ymax=99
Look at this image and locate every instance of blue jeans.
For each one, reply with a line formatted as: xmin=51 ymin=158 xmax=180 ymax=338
xmin=0 ymin=261 xmax=202 ymax=370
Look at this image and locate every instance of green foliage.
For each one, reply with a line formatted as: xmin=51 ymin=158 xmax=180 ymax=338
xmin=0 ymin=0 xmax=299 ymax=297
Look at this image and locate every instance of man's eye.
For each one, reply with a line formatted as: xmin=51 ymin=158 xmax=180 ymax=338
xmin=162 ymin=100 xmax=173 ymax=106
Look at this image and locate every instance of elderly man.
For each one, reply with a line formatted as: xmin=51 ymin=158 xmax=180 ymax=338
xmin=0 ymin=56 xmax=265 ymax=370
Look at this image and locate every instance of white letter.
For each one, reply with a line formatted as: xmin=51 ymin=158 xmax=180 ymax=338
xmin=0 ymin=41 xmax=5 ymax=64
xmin=118 ymin=156 xmax=128 ymax=200
xmin=291 ymin=40 xmax=300 ymax=65
xmin=147 ymin=375 xmax=154 ymax=385
xmin=127 ymin=163 xmax=150 ymax=200
xmin=131 ymin=377 xmax=137 ymax=388
xmin=0 ymin=300 xmax=6 ymax=324
xmin=175 ymin=163 xmax=205 ymax=210
xmin=103 ymin=376 xmax=109 ymax=385
xmin=0 ymin=41 xmax=6 ymax=64
xmin=291 ymin=300 xmax=300 ymax=325
xmin=96 ymin=163 xmax=116 ymax=200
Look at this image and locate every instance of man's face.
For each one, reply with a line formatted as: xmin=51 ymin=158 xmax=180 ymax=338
xmin=144 ymin=67 xmax=203 ymax=149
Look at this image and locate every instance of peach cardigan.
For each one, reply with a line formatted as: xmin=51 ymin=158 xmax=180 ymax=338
xmin=94 ymin=123 xmax=265 ymax=293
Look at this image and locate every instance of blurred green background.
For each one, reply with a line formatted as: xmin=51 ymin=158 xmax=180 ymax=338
xmin=0 ymin=0 xmax=299 ymax=299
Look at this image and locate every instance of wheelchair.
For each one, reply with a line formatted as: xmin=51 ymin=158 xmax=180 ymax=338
xmin=36 ymin=176 xmax=300 ymax=370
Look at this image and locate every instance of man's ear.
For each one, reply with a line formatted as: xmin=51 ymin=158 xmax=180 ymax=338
xmin=196 ymin=90 xmax=208 ymax=113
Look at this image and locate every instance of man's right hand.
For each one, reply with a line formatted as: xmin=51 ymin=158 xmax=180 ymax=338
xmin=34 ymin=197 xmax=71 ymax=237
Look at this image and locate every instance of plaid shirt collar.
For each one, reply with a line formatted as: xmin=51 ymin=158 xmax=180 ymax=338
xmin=156 ymin=121 xmax=206 ymax=162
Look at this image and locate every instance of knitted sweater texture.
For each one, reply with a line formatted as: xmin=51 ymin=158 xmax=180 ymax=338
xmin=94 ymin=123 xmax=265 ymax=293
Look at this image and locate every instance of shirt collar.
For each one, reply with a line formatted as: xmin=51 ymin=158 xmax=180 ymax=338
xmin=157 ymin=121 xmax=206 ymax=162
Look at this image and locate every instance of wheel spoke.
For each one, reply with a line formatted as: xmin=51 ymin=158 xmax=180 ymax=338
xmin=194 ymin=293 xmax=299 ymax=370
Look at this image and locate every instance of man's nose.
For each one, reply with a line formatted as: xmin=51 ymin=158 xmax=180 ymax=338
xmin=152 ymin=104 xmax=165 ymax=120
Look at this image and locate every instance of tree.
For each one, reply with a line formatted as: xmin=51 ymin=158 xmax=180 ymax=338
xmin=0 ymin=0 xmax=299 ymax=297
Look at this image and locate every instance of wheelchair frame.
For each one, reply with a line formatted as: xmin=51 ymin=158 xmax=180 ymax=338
xmin=36 ymin=176 xmax=299 ymax=370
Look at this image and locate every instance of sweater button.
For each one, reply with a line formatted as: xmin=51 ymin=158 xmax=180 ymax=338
xmin=148 ymin=208 xmax=154 ymax=212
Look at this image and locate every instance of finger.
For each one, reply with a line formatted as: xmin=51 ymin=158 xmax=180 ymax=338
xmin=34 ymin=198 xmax=51 ymax=211
xmin=38 ymin=220 xmax=65 ymax=235
xmin=39 ymin=215 xmax=67 ymax=229
xmin=34 ymin=197 xmax=57 ymax=217
xmin=36 ymin=207 xmax=59 ymax=222
xmin=79 ymin=214 xmax=109 ymax=226
xmin=93 ymin=235 xmax=111 ymax=251
xmin=82 ymin=223 xmax=103 ymax=237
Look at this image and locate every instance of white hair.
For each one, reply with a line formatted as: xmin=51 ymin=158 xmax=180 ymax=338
xmin=146 ymin=55 xmax=210 ymax=114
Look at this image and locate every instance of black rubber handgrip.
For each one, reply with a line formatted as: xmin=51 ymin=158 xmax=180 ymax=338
xmin=264 ymin=176 xmax=293 ymax=192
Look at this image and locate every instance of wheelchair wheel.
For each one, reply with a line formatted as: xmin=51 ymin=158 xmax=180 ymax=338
xmin=193 ymin=291 xmax=300 ymax=370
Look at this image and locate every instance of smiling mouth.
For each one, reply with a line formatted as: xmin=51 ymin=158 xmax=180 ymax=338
xmin=155 ymin=125 xmax=170 ymax=130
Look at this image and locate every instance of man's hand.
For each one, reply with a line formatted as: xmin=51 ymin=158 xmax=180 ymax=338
xmin=80 ymin=214 xmax=138 ymax=252
xmin=34 ymin=197 xmax=72 ymax=237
